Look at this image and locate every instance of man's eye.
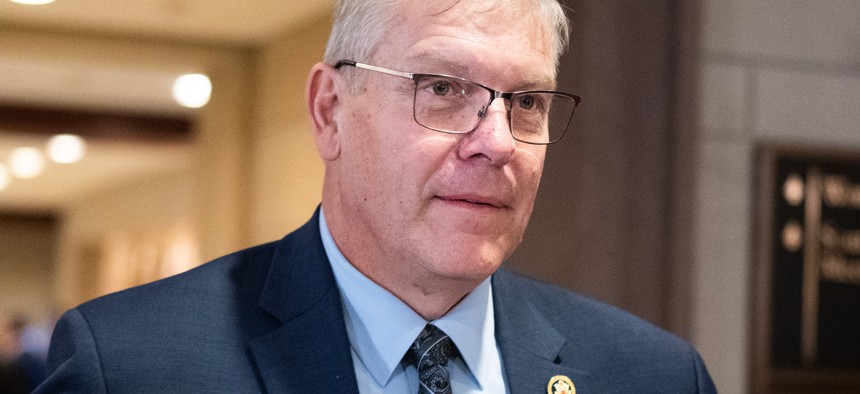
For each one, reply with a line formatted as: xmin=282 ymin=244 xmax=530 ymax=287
xmin=432 ymin=81 xmax=451 ymax=96
xmin=518 ymin=95 xmax=536 ymax=110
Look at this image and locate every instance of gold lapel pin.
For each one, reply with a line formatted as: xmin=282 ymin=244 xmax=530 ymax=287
xmin=547 ymin=375 xmax=575 ymax=394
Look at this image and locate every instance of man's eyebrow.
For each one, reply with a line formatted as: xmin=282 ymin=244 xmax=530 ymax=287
xmin=407 ymin=52 xmax=471 ymax=76
xmin=515 ymin=76 xmax=558 ymax=91
xmin=407 ymin=52 xmax=557 ymax=91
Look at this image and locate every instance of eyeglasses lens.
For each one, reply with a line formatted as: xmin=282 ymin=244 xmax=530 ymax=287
xmin=412 ymin=76 xmax=574 ymax=144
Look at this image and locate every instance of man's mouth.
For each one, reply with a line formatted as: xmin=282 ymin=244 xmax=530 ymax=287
xmin=435 ymin=195 xmax=506 ymax=209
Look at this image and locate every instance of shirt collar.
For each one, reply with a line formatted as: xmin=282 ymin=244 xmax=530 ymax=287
xmin=319 ymin=209 xmax=497 ymax=389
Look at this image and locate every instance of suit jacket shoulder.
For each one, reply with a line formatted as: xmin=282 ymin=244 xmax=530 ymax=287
xmin=493 ymin=269 xmax=716 ymax=393
xmin=37 ymin=210 xmax=358 ymax=393
xmin=38 ymin=242 xmax=282 ymax=393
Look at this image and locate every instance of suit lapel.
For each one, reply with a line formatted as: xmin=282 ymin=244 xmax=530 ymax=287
xmin=248 ymin=291 xmax=357 ymax=392
xmin=493 ymin=272 xmax=594 ymax=393
xmin=248 ymin=209 xmax=359 ymax=393
xmin=245 ymin=212 xmax=599 ymax=393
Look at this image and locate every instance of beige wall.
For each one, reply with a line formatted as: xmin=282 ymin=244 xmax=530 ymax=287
xmin=56 ymin=167 xmax=196 ymax=310
xmin=0 ymin=215 xmax=56 ymax=320
xmin=0 ymin=28 xmax=258 ymax=264
xmin=0 ymin=14 xmax=332 ymax=309
xmin=248 ymin=20 xmax=330 ymax=244
xmin=692 ymin=1 xmax=860 ymax=392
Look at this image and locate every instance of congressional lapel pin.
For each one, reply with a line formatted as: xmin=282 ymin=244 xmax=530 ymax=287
xmin=547 ymin=375 xmax=575 ymax=394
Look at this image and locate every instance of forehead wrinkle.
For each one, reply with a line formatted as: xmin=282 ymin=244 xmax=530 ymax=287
xmin=403 ymin=4 xmax=555 ymax=62
xmin=406 ymin=0 xmax=545 ymax=42
xmin=419 ymin=0 xmax=509 ymax=19
xmin=383 ymin=0 xmax=558 ymax=90
xmin=417 ymin=0 xmax=549 ymax=43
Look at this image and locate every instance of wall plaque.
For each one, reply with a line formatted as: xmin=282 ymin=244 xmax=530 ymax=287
xmin=753 ymin=145 xmax=860 ymax=393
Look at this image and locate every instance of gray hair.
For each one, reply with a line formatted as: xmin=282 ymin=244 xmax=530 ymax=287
xmin=323 ymin=0 xmax=570 ymax=92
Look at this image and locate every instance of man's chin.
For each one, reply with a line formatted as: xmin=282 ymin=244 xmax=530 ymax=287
xmin=425 ymin=248 xmax=509 ymax=281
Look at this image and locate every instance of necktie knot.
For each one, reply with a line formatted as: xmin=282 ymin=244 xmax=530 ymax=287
xmin=405 ymin=324 xmax=458 ymax=394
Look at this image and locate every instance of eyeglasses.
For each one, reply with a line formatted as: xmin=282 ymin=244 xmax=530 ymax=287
xmin=334 ymin=60 xmax=581 ymax=145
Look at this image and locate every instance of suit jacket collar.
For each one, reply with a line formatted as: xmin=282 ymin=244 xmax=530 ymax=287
xmin=248 ymin=208 xmax=359 ymax=393
xmin=246 ymin=209 xmax=592 ymax=393
xmin=493 ymin=271 xmax=594 ymax=393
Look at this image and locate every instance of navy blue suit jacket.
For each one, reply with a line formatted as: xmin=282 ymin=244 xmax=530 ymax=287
xmin=37 ymin=210 xmax=716 ymax=393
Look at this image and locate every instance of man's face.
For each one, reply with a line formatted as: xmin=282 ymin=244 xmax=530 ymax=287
xmin=328 ymin=0 xmax=556 ymax=285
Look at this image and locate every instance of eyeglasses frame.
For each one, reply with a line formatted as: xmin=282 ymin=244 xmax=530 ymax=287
xmin=334 ymin=59 xmax=581 ymax=145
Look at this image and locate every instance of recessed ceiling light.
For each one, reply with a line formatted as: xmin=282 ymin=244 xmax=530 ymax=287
xmin=172 ymin=73 xmax=212 ymax=109
xmin=48 ymin=134 xmax=87 ymax=163
xmin=9 ymin=0 xmax=56 ymax=5
xmin=9 ymin=147 xmax=45 ymax=179
xmin=0 ymin=163 xmax=10 ymax=191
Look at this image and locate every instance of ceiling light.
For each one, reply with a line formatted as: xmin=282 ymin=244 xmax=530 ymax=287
xmin=0 ymin=164 xmax=9 ymax=191
xmin=48 ymin=134 xmax=87 ymax=163
xmin=9 ymin=147 xmax=45 ymax=179
xmin=172 ymin=73 xmax=212 ymax=108
xmin=9 ymin=0 xmax=56 ymax=5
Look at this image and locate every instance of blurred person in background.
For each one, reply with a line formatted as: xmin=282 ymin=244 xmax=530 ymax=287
xmin=1 ymin=316 xmax=28 ymax=393
xmin=2 ymin=314 xmax=48 ymax=393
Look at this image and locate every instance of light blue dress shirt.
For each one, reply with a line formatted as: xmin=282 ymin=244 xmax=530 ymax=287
xmin=320 ymin=210 xmax=509 ymax=393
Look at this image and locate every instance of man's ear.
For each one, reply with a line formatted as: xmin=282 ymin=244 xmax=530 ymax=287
xmin=306 ymin=63 xmax=342 ymax=161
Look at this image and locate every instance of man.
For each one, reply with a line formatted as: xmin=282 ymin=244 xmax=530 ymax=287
xmin=38 ymin=0 xmax=716 ymax=393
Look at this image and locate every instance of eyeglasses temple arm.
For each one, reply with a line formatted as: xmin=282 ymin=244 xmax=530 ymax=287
xmin=333 ymin=60 xmax=356 ymax=69
xmin=334 ymin=60 xmax=414 ymax=80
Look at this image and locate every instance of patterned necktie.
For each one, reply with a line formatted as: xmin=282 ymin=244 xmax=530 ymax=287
xmin=404 ymin=324 xmax=459 ymax=394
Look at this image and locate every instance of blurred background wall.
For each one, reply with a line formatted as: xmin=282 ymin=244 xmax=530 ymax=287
xmin=0 ymin=1 xmax=858 ymax=393
xmin=694 ymin=2 xmax=860 ymax=392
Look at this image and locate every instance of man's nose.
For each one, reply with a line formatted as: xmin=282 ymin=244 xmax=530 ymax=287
xmin=457 ymin=98 xmax=516 ymax=165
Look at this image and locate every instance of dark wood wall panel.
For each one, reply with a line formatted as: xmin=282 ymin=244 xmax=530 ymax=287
xmin=507 ymin=0 xmax=700 ymax=339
